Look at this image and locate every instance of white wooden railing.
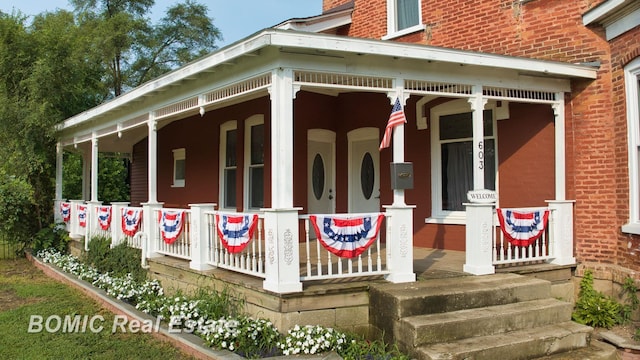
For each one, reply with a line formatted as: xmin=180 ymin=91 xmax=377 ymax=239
xmin=493 ymin=207 xmax=554 ymax=266
xmin=299 ymin=214 xmax=389 ymax=281
xmin=154 ymin=208 xmax=191 ymax=260
xmin=205 ymin=211 xmax=266 ymax=278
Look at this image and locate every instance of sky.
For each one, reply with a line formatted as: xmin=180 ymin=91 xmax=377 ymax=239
xmin=0 ymin=0 xmax=323 ymax=47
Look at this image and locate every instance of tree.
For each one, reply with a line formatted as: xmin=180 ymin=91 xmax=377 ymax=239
xmin=70 ymin=0 xmax=221 ymax=97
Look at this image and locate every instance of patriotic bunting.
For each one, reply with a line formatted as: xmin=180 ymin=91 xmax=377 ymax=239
xmin=158 ymin=210 xmax=185 ymax=244
xmin=216 ymin=213 xmax=259 ymax=254
xmin=97 ymin=206 xmax=112 ymax=230
xmin=309 ymin=213 xmax=385 ymax=258
xmin=77 ymin=205 xmax=87 ymax=228
xmin=121 ymin=208 xmax=143 ymax=237
xmin=497 ymin=208 xmax=550 ymax=247
xmin=60 ymin=202 xmax=71 ymax=223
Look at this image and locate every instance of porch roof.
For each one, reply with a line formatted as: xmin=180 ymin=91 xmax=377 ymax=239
xmin=57 ymin=29 xmax=598 ymax=150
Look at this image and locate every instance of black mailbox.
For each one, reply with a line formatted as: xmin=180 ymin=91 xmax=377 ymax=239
xmin=390 ymin=162 xmax=413 ymax=190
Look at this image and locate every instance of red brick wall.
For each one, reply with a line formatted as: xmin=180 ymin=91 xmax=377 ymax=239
xmin=611 ymin=28 xmax=640 ymax=270
xmin=321 ymin=0 xmax=626 ymax=266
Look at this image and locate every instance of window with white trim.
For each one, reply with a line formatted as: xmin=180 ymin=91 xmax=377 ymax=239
xmin=220 ymin=121 xmax=237 ymax=209
xmin=384 ymin=0 xmax=423 ymax=39
xmin=172 ymin=148 xmax=185 ymax=187
xmin=623 ymin=58 xmax=640 ymax=234
xmin=429 ymin=99 xmax=497 ymax=224
xmin=245 ymin=115 xmax=265 ymax=209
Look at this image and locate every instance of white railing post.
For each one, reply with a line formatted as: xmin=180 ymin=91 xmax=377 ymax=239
xmin=383 ymin=205 xmax=416 ymax=283
xmin=464 ymin=190 xmax=496 ymax=275
xmin=546 ymin=200 xmax=576 ymax=265
xmin=86 ymin=200 xmax=103 ymax=245
xmin=69 ymin=200 xmax=84 ymax=240
xmin=110 ymin=202 xmax=129 ymax=248
xmin=262 ymin=208 xmax=303 ymax=293
xmin=142 ymin=202 xmax=164 ymax=261
xmin=189 ymin=203 xmax=216 ymax=271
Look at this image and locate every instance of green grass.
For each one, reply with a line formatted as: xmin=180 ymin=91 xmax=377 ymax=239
xmin=0 ymin=258 xmax=196 ymax=360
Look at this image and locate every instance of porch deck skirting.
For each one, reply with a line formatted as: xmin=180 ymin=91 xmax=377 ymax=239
xmin=55 ymin=199 xmax=575 ymax=293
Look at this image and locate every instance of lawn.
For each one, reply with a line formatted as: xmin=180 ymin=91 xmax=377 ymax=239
xmin=0 ymin=258 xmax=196 ymax=360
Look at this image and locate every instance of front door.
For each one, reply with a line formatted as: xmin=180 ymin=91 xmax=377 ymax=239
xmin=307 ymin=129 xmax=336 ymax=215
xmin=348 ymin=128 xmax=380 ymax=213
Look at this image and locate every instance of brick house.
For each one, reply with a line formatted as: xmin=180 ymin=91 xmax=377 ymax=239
xmin=53 ymin=0 xmax=639 ymax=296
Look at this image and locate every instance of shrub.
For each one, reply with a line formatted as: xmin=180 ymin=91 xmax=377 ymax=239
xmin=32 ymin=222 xmax=70 ymax=253
xmin=85 ymin=237 xmax=145 ymax=282
xmin=0 ymin=172 xmax=37 ymax=250
xmin=572 ymin=270 xmax=622 ymax=328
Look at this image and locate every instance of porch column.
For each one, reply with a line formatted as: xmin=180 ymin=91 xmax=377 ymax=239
xmin=384 ymin=90 xmax=415 ymax=283
xmin=54 ymin=142 xmax=64 ymax=223
xmin=263 ymin=68 xmax=302 ymax=293
xmin=110 ymin=202 xmax=130 ymax=247
xmin=463 ymin=200 xmax=496 ymax=275
xmin=147 ymin=114 xmax=159 ymax=204
xmin=189 ymin=203 xmax=216 ymax=271
xmin=552 ymin=96 xmax=566 ymax=200
xmin=82 ymin=149 xmax=90 ymax=200
xmin=546 ymin=200 xmax=576 ymax=265
xmin=468 ymin=87 xmax=488 ymax=190
xmin=90 ymin=133 xmax=99 ymax=202
xmin=69 ymin=199 xmax=84 ymax=240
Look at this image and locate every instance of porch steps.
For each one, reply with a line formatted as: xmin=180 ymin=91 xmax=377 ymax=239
xmin=369 ymin=273 xmax=617 ymax=360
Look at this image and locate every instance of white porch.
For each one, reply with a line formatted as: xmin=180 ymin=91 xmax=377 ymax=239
xmin=53 ymin=29 xmax=594 ymax=294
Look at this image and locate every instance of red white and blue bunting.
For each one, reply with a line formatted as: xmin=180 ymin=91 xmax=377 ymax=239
xmin=309 ymin=213 xmax=385 ymax=258
xmin=77 ymin=205 xmax=87 ymax=228
xmin=121 ymin=208 xmax=143 ymax=237
xmin=496 ymin=208 xmax=550 ymax=247
xmin=60 ymin=202 xmax=71 ymax=223
xmin=215 ymin=213 xmax=259 ymax=254
xmin=158 ymin=210 xmax=185 ymax=245
xmin=97 ymin=206 xmax=111 ymax=230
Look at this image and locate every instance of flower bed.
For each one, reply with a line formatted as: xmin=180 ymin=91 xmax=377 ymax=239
xmin=36 ymin=249 xmax=408 ymax=359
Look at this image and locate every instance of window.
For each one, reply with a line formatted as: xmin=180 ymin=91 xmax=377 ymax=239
xmin=245 ymin=115 xmax=265 ymax=209
xmin=429 ymin=99 xmax=497 ymax=223
xmin=623 ymin=58 xmax=640 ymax=234
xmin=384 ymin=0 xmax=423 ymax=40
xmin=220 ymin=121 xmax=237 ymax=209
xmin=172 ymin=148 xmax=185 ymax=187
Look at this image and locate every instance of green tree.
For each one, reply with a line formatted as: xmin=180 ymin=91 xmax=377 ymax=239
xmin=71 ymin=0 xmax=221 ymax=97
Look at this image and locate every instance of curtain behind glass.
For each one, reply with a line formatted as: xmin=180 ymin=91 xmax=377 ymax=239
xmin=443 ymin=142 xmax=473 ymax=211
xmin=397 ymin=0 xmax=419 ymax=30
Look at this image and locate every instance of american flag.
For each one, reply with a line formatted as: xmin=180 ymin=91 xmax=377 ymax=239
xmin=379 ymin=97 xmax=407 ymax=150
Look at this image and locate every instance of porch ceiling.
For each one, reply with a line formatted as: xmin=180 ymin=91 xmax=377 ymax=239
xmin=57 ymin=29 xmax=598 ymax=150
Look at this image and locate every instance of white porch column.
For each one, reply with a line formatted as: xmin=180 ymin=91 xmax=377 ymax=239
xmin=463 ymin=200 xmax=496 ymax=275
xmin=110 ymin=202 xmax=129 ymax=247
xmin=69 ymin=199 xmax=84 ymax=240
xmin=384 ymin=90 xmax=415 ymax=283
xmin=468 ymin=86 xmax=488 ymax=190
xmin=189 ymin=203 xmax=216 ymax=271
xmin=262 ymin=68 xmax=302 ymax=294
xmin=90 ymin=134 xmax=99 ymax=202
xmin=147 ymin=114 xmax=159 ymax=204
xmin=546 ymin=200 xmax=576 ymax=265
xmin=552 ymin=96 xmax=566 ymax=200
xmin=54 ymin=142 xmax=64 ymax=223
xmin=142 ymin=202 xmax=163 ymax=260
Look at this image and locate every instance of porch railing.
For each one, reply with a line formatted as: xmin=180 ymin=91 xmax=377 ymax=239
xmin=205 ymin=211 xmax=266 ymax=278
xmin=154 ymin=208 xmax=191 ymax=260
xmin=493 ymin=207 xmax=554 ymax=266
xmin=299 ymin=214 xmax=389 ymax=281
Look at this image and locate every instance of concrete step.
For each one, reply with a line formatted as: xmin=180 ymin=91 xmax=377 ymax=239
xmin=370 ymin=273 xmax=551 ymax=340
xmin=531 ymin=339 xmax=620 ymax=360
xmin=398 ymin=298 xmax=574 ymax=347
xmin=413 ymin=321 xmax=592 ymax=360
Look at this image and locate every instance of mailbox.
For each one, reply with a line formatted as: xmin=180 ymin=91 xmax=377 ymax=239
xmin=390 ymin=162 xmax=413 ymax=190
